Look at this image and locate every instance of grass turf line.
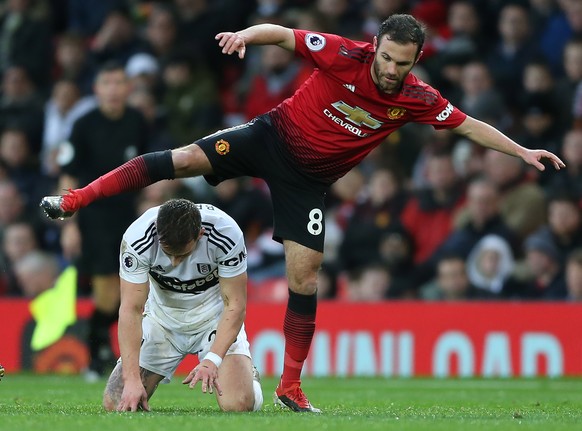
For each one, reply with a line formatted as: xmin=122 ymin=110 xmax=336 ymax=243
xmin=1 ymin=374 xmax=581 ymax=431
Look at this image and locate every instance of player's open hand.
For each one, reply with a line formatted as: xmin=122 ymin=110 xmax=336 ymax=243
xmin=117 ymin=382 xmax=150 ymax=412
xmin=521 ymin=149 xmax=566 ymax=171
xmin=215 ymin=32 xmax=246 ymax=59
xmin=182 ymin=361 xmax=223 ymax=396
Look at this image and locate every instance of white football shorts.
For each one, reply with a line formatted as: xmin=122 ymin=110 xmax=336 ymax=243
xmin=138 ymin=313 xmax=251 ymax=383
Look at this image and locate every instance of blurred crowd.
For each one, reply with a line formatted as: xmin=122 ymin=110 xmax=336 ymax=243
xmin=1 ymin=0 xmax=582 ymax=303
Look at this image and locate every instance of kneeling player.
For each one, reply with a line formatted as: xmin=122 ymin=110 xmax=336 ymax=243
xmin=103 ymin=199 xmax=263 ymax=412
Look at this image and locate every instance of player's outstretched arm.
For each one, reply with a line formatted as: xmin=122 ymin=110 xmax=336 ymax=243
xmin=182 ymin=272 xmax=247 ymax=395
xmin=452 ymin=115 xmax=566 ymax=171
xmin=116 ymin=280 xmax=150 ymax=412
xmin=215 ymin=24 xmax=295 ymax=59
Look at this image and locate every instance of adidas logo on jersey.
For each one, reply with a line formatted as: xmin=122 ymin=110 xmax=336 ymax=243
xmin=343 ymin=84 xmax=356 ymax=92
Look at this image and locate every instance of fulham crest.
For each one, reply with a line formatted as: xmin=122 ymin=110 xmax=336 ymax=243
xmin=305 ymin=33 xmax=326 ymax=52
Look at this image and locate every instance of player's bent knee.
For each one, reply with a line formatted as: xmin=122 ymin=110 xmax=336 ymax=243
xmin=289 ymin=278 xmax=318 ymax=295
xmin=218 ymin=393 xmax=255 ymax=412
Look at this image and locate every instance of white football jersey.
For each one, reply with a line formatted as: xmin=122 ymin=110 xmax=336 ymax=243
xmin=119 ymin=203 xmax=247 ymax=334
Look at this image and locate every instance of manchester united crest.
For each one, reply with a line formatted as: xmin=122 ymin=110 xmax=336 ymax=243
xmin=215 ymin=139 xmax=230 ymax=155
xmin=387 ymin=107 xmax=406 ymax=120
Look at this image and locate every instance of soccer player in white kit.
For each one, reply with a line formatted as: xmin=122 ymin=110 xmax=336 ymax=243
xmin=102 ymin=199 xmax=263 ymax=412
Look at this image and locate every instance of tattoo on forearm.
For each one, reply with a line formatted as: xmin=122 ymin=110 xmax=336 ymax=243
xmin=105 ymin=365 xmax=160 ymax=405
xmin=222 ymin=293 xmax=229 ymax=307
xmin=105 ymin=364 xmax=124 ymax=405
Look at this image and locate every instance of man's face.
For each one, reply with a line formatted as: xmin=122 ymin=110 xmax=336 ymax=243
xmin=371 ymin=36 xmax=419 ymax=94
xmin=161 ymin=239 xmax=197 ymax=267
xmin=438 ymin=258 xmax=469 ymax=299
xmin=94 ymin=69 xmax=129 ymax=115
xmin=159 ymin=228 xmax=204 ymax=267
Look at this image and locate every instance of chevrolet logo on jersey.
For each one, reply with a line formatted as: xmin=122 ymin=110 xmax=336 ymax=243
xmin=331 ymin=101 xmax=383 ymax=129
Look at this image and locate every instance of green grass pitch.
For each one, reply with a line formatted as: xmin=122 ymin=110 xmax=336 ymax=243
xmin=1 ymin=374 xmax=581 ymax=431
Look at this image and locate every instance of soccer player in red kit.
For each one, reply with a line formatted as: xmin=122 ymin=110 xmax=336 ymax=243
xmin=41 ymin=15 xmax=565 ymax=412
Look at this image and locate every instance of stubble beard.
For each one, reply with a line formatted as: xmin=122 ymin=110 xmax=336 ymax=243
xmin=373 ymin=60 xmax=401 ymax=94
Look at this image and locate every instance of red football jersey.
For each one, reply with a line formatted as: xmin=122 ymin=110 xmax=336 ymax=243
xmin=269 ymin=29 xmax=467 ymax=184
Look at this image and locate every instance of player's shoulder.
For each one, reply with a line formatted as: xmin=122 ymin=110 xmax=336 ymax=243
xmin=197 ymin=203 xmax=244 ymax=250
xmin=198 ymin=203 xmax=240 ymax=231
xmin=296 ymin=29 xmax=373 ymax=57
xmin=399 ymin=73 xmax=442 ymax=106
xmin=123 ymin=206 xmax=159 ymax=250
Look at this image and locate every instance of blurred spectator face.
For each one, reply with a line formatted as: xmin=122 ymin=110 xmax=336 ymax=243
xmin=331 ymin=167 xmax=364 ymax=202
xmin=426 ymin=154 xmax=457 ymax=190
xmin=548 ymin=199 xmax=581 ymax=237
xmin=379 ymin=231 xmax=412 ymax=267
xmin=127 ymin=90 xmax=156 ymax=122
xmin=448 ymin=1 xmax=479 ymax=36
xmin=3 ymin=222 xmax=38 ymax=263
xmin=317 ymin=0 xmax=349 ymax=19
xmin=566 ymin=252 xmax=582 ymax=300
xmin=437 ymin=257 xmax=470 ymax=299
xmin=523 ymin=63 xmax=554 ymax=92
xmin=2 ymin=66 xmax=34 ymax=101
xmin=369 ymin=168 xmax=399 ymax=205
xmin=56 ymin=35 xmax=86 ymax=72
xmin=0 ymin=181 xmax=24 ymax=225
xmin=564 ymin=0 xmax=582 ymax=32
xmin=290 ymin=9 xmax=328 ymax=32
xmin=0 ymin=129 xmax=30 ymax=168
xmin=52 ymin=80 xmax=80 ymax=114
xmin=94 ymin=68 xmax=130 ymax=116
xmin=359 ymin=266 xmax=390 ymax=301
xmin=261 ymin=45 xmax=294 ymax=74
xmin=99 ymin=12 xmax=134 ymax=46
xmin=163 ymin=62 xmax=191 ymax=87
xmin=483 ymin=150 xmax=523 ymax=187
xmin=348 ymin=266 xmax=390 ymax=301
xmin=526 ymin=249 xmax=556 ymax=278
xmin=136 ymin=180 xmax=183 ymax=215
xmin=563 ymin=41 xmax=582 ymax=81
xmin=467 ymin=180 xmax=499 ymax=226
xmin=498 ymin=5 xmax=530 ymax=45
xmin=175 ymin=0 xmax=207 ymax=17
xmin=146 ymin=7 xmax=177 ymax=54
xmin=14 ymin=252 xmax=59 ymax=299
xmin=476 ymin=249 xmax=501 ymax=279
xmin=370 ymin=0 xmax=406 ymax=18
xmin=126 ymin=53 xmax=159 ymax=92
xmin=523 ymin=109 xmax=553 ymax=137
xmin=7 ymin=0 xmax=29 ymax=13
xmin=214 ymin=179 xmax=240 ymax=201
xmin=562 ymin=130 xmax=582 ymax=167
xmin=461 ymin=62 xmax=492 ymax=96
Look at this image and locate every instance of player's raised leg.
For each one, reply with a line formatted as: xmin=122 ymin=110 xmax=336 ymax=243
xmin=215 ymin=354 xmax=262 ymax=412
xmin=40 ymin=144 xmax=211 ymax=219
xmin=274 ymin=240 xmax=321 ymax=413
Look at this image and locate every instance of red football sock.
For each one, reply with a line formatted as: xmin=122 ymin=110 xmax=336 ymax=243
xmin=281 ymin=290 xmax=317 ymax=387
xmin=61 ymin=154 xmax=169 ymax=212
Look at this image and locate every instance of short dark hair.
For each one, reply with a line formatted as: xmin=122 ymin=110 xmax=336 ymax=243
xmin=156 ymin=199 xmax=202 ymax=249
xmin=377 ymin=14 xmax=426 ymax=57
xmin=96 ymin=60 xmax=126 ymax=78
